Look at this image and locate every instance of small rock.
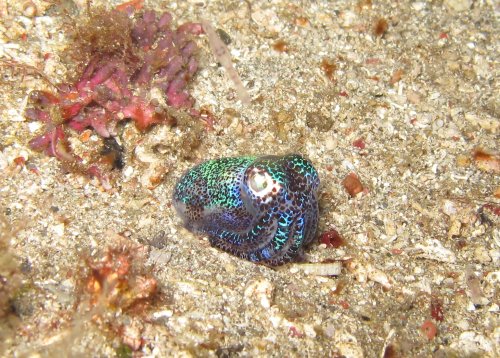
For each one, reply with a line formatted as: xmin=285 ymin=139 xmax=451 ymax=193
xmin=443 ymin=0 xmax=472 ymax=12
xmin=271 ymin=110 xmax=295 ymax=141
xmin=151 ymin=309 xmax=173 ymax=324
xmin=52 ymin=223 xmax=65 ymax=237
xmin=406 ymin=90 xmax=421 ymax=104
xmin=473 ymin=246 xmax=491 ymax=263
xmin=244 ymin=279 xmax=274 ymax=309
xmin=465 ymin=113 xmax=498 ymax=133
xmin=442 ymin=200 xmax=458 ymax=216
xmin=414 ymin=239 xmax=456 ymax=263
xmin=334 ymin=330 xmax=364 ymax=358
xmin=447 ymin=218 xmax=462 ymax=239
xmin=366 ymin=264 xmax=392 ymax=289
xmin=306 ymin=111 xmax=333 ymax=132
xmin=465 ymin=267 xmax=489 ymax=306
xmin=450 ymin=332 xmax=495 ymax=356
xmin=412 ymin=2 xmax=426 ymax=11
xmin=251 ymin=8 xmax=283 ymax=33
xmin=342 ymin=172 xmax=364 ymax=197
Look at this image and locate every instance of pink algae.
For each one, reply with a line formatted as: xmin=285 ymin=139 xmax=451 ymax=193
xmin=26 ymin=7 xmax=203 ymax=187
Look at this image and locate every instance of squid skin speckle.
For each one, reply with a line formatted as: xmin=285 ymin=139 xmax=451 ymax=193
xmin=172 ymin=154 xmax=320 ymax=265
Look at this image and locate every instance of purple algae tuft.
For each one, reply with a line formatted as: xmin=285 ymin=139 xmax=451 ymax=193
xmin=26 ymin=6 xmax=204 ymax=188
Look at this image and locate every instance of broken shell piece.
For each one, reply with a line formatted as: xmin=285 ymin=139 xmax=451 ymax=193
xmin=447 ymin=218 xmax=462 ymax=239
xmin=140 ymin=163 xmax=168 ymax=189
xmin=200 ymin=19 xmax=250 ymax=104
xmin=291 ymin=262 xmax=342 ymax=276
xmin=442 ymin=199 xmax=458 ymax=216
xmin=473 ymin=149 xmax=500 ymax=173
xmin=346 ymin=260 xmax=392 ymax=289
xmin=366 ymin=264 xmax=392 ymax=289
xmin=413 ymin=239 xmax=457 ymax=263
xmin=244 ymin=279 xmax=275 ymax=309
xmin=465 ymin=267 xmax=490 ymax=306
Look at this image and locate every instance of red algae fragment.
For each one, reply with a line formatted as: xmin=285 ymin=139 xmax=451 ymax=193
xmin=320 ymin=228 xmax=346 ymax=248
xmin=373 ymin=18 xmax=389 ymax=37
xmin=74 ymin=237 xmax=160 ymax=354
xmin=272 ymin=39 xmax=290 ymax=53
xmin=473 ymin=149 xmax=500 ymax=173
xmin=28 ymin=125 xmax=76 ymax=162
xmin=494 ymin=187 xmax=500 ymax=199
xmin=420 ymin=320 xmax=437 ymax=340
xmin=13 ymin=156 xmax=26 ymax=166
xmin=85 ymin=246 xmax=157 ymax=311
xmin=198 ymin=107 xmax=217 ymax=131
xmin=116 ymin=0 xmax=144 ymax=12
xmin=482 ymin=203 xmax=500 ymax=217
xmin=288 ymin=326 xmax=305 ymax=338
xmin=321 ymin=58 xmax=337 ymax=81
xmin=294 ymin=16 xmax=309 ymax=27
xmin=331 ymin=280 xmax=347 ymax=295
xmin=342 ymin=172 xmax=364 ymax=197
xmin=337 ymin=300 xmax=350 ymax=309
xmin=389 ymin=69 xmax=404 ymax=84
xmin=383 ymin=344 xmax=399 ymax=358
xmin=352 ymin=138 xmax=366 ymax=149
xmin=328 ymin=300 xmax=351 ymax=310
xmin=365 ymin=57 xmax=381 ymax=65
xmin=430 ymin=296 xmax=444 ymax=322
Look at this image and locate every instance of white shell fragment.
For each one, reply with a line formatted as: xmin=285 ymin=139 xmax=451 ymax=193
xmin=412 ymin=239 xmax=457 ymax=263
xmin=465 ymin=266 xmax=490 ymax=306
xmin=291 ymin=262 xmax=343 ymax=276
xmin=346 ymin=260 xmax=392 ymax=289
xmin=244 ymin=279 xmax=275 ymax=309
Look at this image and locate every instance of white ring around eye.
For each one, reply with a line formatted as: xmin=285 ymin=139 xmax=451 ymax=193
xmin=247 ymin=168 xmax=281 ymax=203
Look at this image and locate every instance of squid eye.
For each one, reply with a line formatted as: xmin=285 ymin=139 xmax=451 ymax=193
xmin=248 ymin=171 xmax=270 ymax=192
xmin=247 ymin=168 xmax=282 ymax=202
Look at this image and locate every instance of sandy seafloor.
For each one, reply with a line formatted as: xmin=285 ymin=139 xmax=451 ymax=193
xmin=0 ymin=0 xmax=499 ymax=357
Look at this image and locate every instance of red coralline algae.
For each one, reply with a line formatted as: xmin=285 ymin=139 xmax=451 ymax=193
xmin=26 ymin=8 xmax=203 ymax=187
